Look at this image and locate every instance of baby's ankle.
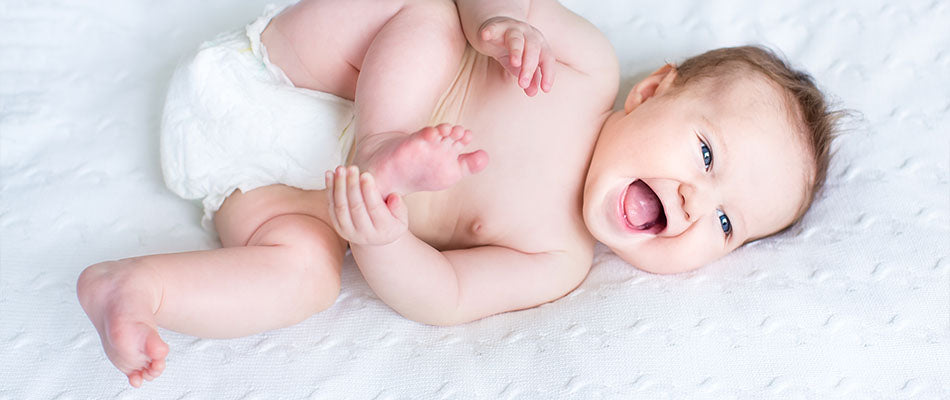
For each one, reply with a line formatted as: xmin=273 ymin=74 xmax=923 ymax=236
xmin=352 ymin=131 xmax=409 ymax=167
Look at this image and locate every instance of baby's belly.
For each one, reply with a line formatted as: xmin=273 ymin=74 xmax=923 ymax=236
xmin=404 ymin=188 xmax=527 ymax=251
xmin=403 ymin=166 xmax=591 ymax=253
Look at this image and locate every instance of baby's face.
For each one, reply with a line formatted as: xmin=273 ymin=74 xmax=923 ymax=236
xmin=583 ymin=68 xmax=812 ymax=274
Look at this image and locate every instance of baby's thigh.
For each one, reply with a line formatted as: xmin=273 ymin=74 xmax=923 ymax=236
xmin=262 ymin=0 xmax=460 ymax=100
xmin=216 ymin=186 xmax=347 ymax=297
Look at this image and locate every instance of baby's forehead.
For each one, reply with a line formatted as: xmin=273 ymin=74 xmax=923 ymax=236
xmin=690 ymin=72 xmax=789 ymax=110
xmin=688 ymin=73 xmax=808 ymax=145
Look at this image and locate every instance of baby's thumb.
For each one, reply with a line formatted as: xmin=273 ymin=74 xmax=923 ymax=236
xmin=480 ymin=20 xmax=502 ymax=42
xmin=481 ymin=25 xmax=494 ymax=41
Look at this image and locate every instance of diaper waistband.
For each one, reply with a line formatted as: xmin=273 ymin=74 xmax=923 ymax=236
xmin=246 ymin=3 xmax=294 ymax=86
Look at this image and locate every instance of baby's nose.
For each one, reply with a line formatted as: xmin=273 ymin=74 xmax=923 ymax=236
xmin=679 ymin=181 xmax=717 ymax=222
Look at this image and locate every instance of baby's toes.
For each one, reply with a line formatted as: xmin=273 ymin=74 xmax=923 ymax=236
xmin=143 ymin=330 xmax=168 ymax=378
xmin=449 ymin=125 xmax=466 ymax=141
xmin=434 ymin=123 xmax=454 ymax=136
xmin=128 ymin=370 xmax=144 ymax=388
xmin=420 ymin=126 xmax=441 ymax=142
xmin=458 ymin=129 xmax=473 ymax=146
xmin=458 ymin=150 xmax=489 ymax=175
xmin=150 ymin=359 xmax=166 ymax=378
xmin=441 ymin=125 xmax=465 ymax=147
xmin=145 ymin=329 xmax=169 ymax=359
xmin=146 ymin=355 xmax=166 ymax=378
xmin=141 ymin=358 xmax=163 ymax=382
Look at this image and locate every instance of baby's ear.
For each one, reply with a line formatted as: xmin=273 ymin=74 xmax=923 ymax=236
xmin=624 ymin=64 xmax=678 ymax=113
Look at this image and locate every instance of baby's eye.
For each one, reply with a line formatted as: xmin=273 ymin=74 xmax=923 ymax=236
xmin=700 ymin=140 xmax=712 ymax=171
xmin=716 ymin=209 xmax=732 ymax=236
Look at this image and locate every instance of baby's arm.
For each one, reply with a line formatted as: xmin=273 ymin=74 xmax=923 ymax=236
xmin=326 ymin=167 xmax=588 ymax=326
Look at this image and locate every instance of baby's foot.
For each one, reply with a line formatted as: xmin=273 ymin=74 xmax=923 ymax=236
xmin=77 ymin=261 xmax=169 ymax=388
xmin=355 ymin=124 xmax=489 ymax=195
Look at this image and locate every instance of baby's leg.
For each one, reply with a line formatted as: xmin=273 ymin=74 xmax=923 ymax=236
xmin=76 ymin=0 xmax=481 ymax=387
xmin=266 ymin=0 xmax=488 ymax=195
xmin=347 ymin=0 xmax=489 ymax=193
xmin=77 ymin=187 xmax=344 ymax=387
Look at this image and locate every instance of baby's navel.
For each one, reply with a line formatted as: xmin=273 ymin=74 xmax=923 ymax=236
xmin=467 ymin=219 xmax=497 ymax=244
xmin=469 ymin=221 xmax=483 ymax=236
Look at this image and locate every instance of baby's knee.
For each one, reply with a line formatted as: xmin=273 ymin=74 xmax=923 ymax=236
xmin=403 ymin=0 xmax=465 ymax=44
xmin=265 ymin=216 xmax=345 ymax=315
xmin=290 ymin=233 xmax=343 ymax=296
xmin=413 ymin=0 xmax=460 ymax=24
xmin=284 ymin=246 xmax=342 ymax=321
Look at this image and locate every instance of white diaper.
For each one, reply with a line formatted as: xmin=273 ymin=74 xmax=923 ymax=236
xmin=160 ymin=4 xmax=355 ymax=230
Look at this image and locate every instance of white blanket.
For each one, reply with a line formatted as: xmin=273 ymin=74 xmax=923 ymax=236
xmin=1 ymin=0 xmax=947 ymax=398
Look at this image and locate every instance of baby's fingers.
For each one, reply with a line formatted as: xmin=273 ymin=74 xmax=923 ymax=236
xmin=505 ymin=29 xmax=525 ymax=68
xmin=480 ymin=20 xmax=501 ymax=42
xmin=539 ymin=49 xmax=556 ymax=92
xmin=519 ymin=36 xmax=541 ymax=89
xmin=524 ymin=68 xmax=541 ymax=97
xmin=327 ymin=167 xmax=354 ymax=235
xmin=361 ymin=173 xmax=407 ymax=226
xmin=345 ymin=166 xmax=373 ymax=232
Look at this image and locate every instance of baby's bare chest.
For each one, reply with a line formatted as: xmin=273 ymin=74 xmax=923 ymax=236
xmin=406 ymin=160 xmax=590 ymax=252
xmin=406 ymin=78 xmax=606 ymax=252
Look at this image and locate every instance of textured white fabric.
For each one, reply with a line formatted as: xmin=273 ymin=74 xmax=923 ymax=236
xmin=0 ymin=0 xmax=947 ymax=398
xmin=160 ymin=4 xmax=355 ymax=229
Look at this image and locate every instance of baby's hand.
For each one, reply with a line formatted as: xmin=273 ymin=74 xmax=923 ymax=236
xmin=326 ymin=166 xmax=409 ymax=246
xmin=476 ymin=16 xmax=556 ymax=96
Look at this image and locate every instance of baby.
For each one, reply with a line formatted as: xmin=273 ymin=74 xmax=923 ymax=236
xmin=77 ymin=0 xmax=837 ymax=388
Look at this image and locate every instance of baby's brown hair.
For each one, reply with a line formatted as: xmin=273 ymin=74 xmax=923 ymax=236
xmin=671 ymin=45 xmax=840 ymax=238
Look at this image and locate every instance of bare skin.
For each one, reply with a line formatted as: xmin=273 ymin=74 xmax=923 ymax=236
xmin=355 ymin=124 xmax=488 ymax=196
xmin=77 ymin=0 xmax=813 ymax=388
xmin=76 ymin=122 xmax=492 ymax=387
xmin=77 ymin=262 xmax=168 ymax=386
xmin=78 ymin=0 xmax=617 ymax=386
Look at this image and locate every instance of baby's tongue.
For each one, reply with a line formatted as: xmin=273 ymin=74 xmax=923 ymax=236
xmin=624 ymin=180 xmax=661 ymax=229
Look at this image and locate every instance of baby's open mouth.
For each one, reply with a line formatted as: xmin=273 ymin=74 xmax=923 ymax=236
xmin=621 ymin=180 xmax=666 ymax=232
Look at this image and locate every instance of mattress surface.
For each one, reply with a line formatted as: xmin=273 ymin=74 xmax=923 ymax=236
xmin=1 ymin=0 xmax=948 ymax=398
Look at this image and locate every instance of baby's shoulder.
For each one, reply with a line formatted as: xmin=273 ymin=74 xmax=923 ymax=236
xmin=527 ymin=0 xmax=619 ymax=93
